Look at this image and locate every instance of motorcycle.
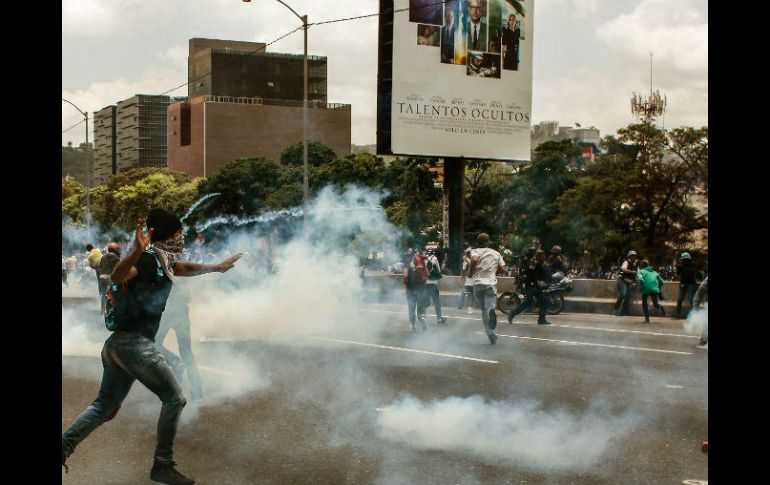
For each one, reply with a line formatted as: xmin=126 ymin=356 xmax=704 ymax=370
xmin=497 ymin=272 xmax=572 ymax=315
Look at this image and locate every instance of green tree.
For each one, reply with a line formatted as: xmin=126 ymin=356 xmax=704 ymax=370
xmin=61 ymin=143 xmax=91 ymax=183
xmin=196 ymin=158 xmax=283 ymax=217
xmin=555 ymin=121 xmax=708 ymax=267
xmin=313 ymin=153 xmax=386 ymax=192
xmin=280 ymin=141 xmax=337 ymax=167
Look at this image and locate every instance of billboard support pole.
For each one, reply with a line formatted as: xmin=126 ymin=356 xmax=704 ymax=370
xmin=444 ymin=157 xmax=465 ymax=275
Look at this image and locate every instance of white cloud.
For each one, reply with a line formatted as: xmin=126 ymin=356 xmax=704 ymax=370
xmin=596 ymin=0 xmax=707 ymax=78
xmin=62 ymin=0 xmax=175 ymax=37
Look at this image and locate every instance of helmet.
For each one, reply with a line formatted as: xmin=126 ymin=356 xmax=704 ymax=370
xmin=551 ymin=245 xmax=562 ymax=254
xmin=680 ymin=252 xmax=691 ymax=260
xmin=627 ymin=250 xmax=637 ymax=258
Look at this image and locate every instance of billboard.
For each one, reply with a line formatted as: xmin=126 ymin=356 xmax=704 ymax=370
xmin=378 ymin=0 xmax=533 ymax=161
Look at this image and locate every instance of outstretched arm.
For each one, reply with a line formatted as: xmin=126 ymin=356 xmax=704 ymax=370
xmin=111 ymin=218 xmax=153 ymax=284
xmin=174 ymin=253 xmax=243 ymax=277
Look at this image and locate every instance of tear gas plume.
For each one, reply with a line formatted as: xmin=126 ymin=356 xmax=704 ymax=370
xmin=683 ymin=303 xmax=708 ymax=336
xmin=181 ymin=192 xmax=220 ymax=226
xmin=62 ymin=306 xmax=106 ymax=357
xmin=376 ymin=394 xmax=641 ymax=471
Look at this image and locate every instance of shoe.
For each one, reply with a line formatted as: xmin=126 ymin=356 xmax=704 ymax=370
xmin=488 ymin=309 xmax=497 ymax=330
xmin=488 ymin=332 xmax=497 ymax=345
xmin=410 ymin=322 xmax=416 ymax=331
xmin=642 ymin=318 xmax=650 ymax=324
xmin=437 ymin=316 xmax=447 ymax=325
xmin=537 ymin=319 xmax=551 ymax=325
xmin=419 ymin=316 xmax=427 ymax=331
xmin=62 ymin=443 xmax=69 ymax=473
xmin=507 ymin=312 xmax=514 ymax=324
xmin=695 ymin=343 xmax=708 ymax=350
xmin=150 ymin=460 xmax=195 ymax=485
xmin=659 ymin=307 xmax=666 ymax=316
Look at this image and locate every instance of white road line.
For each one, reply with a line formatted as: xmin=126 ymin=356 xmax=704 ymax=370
xmin=312 ymin=337 xmax=499 ymax=364
xmin=665 ymin=384 xmax=684 ymax=389
xmin=197 ymin=365 xmax=236 ymax=376
xmin=558 ymin=324 xmax=697 ymax=339
xmin=477 ymin=332 xmax=694 ymax=355
xmin=371 ymin=309 xmax=694 ymax=338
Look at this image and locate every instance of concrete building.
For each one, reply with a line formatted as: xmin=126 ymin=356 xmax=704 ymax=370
xmin=167 ymin=95 xmax=351 ymax=178
xmin=92 ymin=94 xmax=185 ymax=185
xmin=530 ymin=121 xmax=602 ymax=164
xmin=188 ymin=38 xmax=328 ymax=103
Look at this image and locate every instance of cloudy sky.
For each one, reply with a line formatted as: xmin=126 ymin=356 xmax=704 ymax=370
xmin=62 ymin=0 xmax=707 ymax=147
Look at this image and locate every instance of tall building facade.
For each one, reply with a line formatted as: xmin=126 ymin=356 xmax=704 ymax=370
xmin=92 ymin=94 xmax=185 ymax=185
xmin=188 ymin=38 xmax=328 ymax=103
xmin=167 ymin=95 xmax=351 ymax=178
xmin=530 ymin=121 xmax=602 ymax=163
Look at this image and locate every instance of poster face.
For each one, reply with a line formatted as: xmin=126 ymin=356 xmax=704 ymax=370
xmin=390 ymin=0 xmax=533 ymax=161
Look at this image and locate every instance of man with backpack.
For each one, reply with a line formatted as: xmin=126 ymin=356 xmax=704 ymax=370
xmin=403 ymin=248 xmax=430 ymax=331
xmin=424 ymin=248 xmax=447 ymax=325
xmin=467 ymin=233 xmax=507 ymax=345
xmin=62 ymin=208 xmax=242 ymax=485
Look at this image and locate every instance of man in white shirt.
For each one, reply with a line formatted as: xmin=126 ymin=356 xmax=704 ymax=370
xmin=467 ymin=233 xmax=506 ymax=345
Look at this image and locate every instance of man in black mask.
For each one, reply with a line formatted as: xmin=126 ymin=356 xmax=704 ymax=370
xmin=62 ymin=208 xmax=242 ymax=485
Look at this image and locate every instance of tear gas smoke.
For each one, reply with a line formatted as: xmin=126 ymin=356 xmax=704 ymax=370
xmin=181 ymin=192 xmax=220 ymax=227
xmin=683 ymin=303 xmax=708 ymax=336
xmin=377 ymin=394 xmax=640 ymax=471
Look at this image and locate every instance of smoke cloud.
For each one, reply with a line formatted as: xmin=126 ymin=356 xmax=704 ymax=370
xmin=683 ymin=303 xmax=707 ymax=336
xmin=377 ymin=394 xmax=641 ymax=471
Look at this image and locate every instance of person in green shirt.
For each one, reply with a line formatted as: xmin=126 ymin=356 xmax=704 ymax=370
xmin=637 ymin=259 xmax=666 ymax=323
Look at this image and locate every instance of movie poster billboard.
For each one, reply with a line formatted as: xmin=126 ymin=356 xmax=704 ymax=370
xmin=386 ymin=0 xmax=533 ymax=161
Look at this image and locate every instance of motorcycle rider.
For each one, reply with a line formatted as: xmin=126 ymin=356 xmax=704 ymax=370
xmin=507 ymin=249 xmax=552 ymax=325
xmin=548 ymin=245 xmax=569 ymax=276
xmin=614 ymin=250 xmax=639 ymax=316
xmin=675 ymin=252 xmax=699 ymax=319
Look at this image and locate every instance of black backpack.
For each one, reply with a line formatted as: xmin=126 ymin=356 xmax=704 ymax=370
xmin=103 ymin=249 xmax=163 ymax=331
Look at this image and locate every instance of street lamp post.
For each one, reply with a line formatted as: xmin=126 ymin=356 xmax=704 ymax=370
xmin=243 ymin=0 xmax=309 ymax=224
xmin=62 ymin=98 xmax=92 ymax=236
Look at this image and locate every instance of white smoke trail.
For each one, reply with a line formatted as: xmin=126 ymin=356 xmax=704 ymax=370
xmin=683 ymin=303 xmax=708 ymax=336
xmin=377 ymin=394 xmax=640 ymax=471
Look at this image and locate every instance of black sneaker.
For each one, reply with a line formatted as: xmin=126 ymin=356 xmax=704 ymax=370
xmin=537 ymin=319 xmax=551 ymax=325
xmin=437 ymin=316 xmax=447 ymax=325
xmin=62 ymin=444 xmax=69 ymax=473
xmin=150 ymin=460 xmax=195 ymax=485
xmin=488 ymin=332 xmax=497 ymax=345
xmin=507 ymin=312 xmax=514 ymax=324
xmin=488 ymin=309 xmax=497 ymax=330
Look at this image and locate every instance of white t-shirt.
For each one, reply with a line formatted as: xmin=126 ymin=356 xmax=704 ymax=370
xmin=470 ymin=247 xmax=505 ymax=286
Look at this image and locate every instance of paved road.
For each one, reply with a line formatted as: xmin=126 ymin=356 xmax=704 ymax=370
xmin=62 ymin=301 xmax=708 ymax=484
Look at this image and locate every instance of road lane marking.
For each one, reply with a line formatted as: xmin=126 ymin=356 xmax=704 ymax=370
xmin=371 ymin=309 xmax=696 ymax=338
xmin=665 ymin=384 xmax=683 ymax=389
xmin=476 ymin=332 xmax=694 ymax=355
xmin=312 ymin=337 xmax=499 ymax=364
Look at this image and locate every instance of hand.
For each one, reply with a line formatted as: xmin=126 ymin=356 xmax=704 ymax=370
xmin=216 ymin=253 xmax=243 ymax=273
xmin=134 ymin=218 xmax=153 ymax=253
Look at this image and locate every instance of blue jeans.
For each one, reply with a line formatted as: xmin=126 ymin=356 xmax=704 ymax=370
xmin=457 ymin=285 xmax=474 ymax=309
xmin=425 ymin=284 xmax=443 ymax=320
xmin=472 ymin=284 xmax=498 ymax=336
xmin=62 ymin=331 xmax=187 ymax=463
xmin=676 ymin=283 xmax=697 ymax=317
xmin=406 ymin=286 xmax=428 ymax=325
xmin=156 ymin=303 xmax=203 ymax=400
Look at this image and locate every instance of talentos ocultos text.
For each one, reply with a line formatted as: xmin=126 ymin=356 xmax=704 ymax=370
xmin=397 ymin=102 xmax=530 ymax=122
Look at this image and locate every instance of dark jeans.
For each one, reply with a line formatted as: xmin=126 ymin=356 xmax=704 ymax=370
xmin=156 ymin=304 xmax=202 ymax=400
xmin=406 ymin=286 xmax=428 ymax=325
xmin=509 ymin=286 xmax=547 ymax=321
xmin=641 ymin=293 xmax=663 ymax=320
xmin=615 ymin=279 xmax=636 ymax=315
xmin=425 ymin=284 xmax=443 ymax=319
xmin=62 ymin=331 xmax=187 ymax=463
xmin=676 ymin=283 xmax=697 ymax=317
